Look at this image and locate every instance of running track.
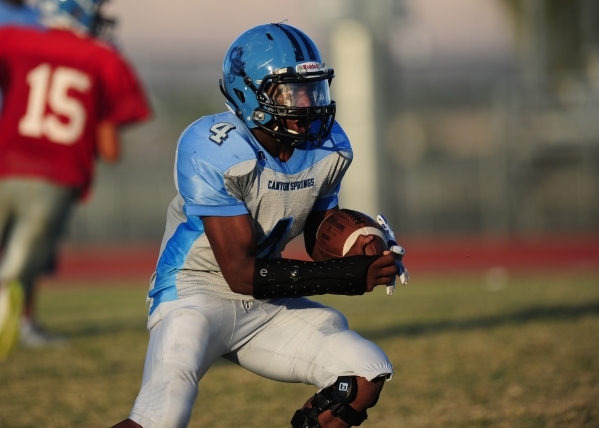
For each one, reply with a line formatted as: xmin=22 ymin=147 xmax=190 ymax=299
xmin=48 ymin=235 xmax=599 ymax=283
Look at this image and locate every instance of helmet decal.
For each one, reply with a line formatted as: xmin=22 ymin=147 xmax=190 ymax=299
xmin=290 ymin=28 xmax=318 ymax=61
xmin=273 ymin=24 xmax=305 ymax=62
xmin=228 ymin=46 xmax=246 ymax=84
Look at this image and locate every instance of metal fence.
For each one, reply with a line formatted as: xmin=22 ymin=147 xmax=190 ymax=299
xmin=65 ymin=0 xmax=599 ymax=243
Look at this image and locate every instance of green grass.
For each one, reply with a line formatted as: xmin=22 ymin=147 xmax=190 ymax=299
xmin=0 ymin=270 xmax=598 ymax=427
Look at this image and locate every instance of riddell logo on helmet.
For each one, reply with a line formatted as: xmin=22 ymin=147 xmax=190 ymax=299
xmin=296 ymin=62 xmax=324 ymax=73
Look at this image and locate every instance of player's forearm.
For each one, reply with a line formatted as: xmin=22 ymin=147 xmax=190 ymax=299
xmin=96 ymin=121 xmax=120 ymax=163
xmin=220 ymin=256 xmax=256 ymax=295
xmin=202 ymin=214 xmax=259 ymax=295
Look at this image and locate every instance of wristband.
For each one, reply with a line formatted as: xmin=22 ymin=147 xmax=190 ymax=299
xmin=253 ymin=256 xmax=377 ymax=299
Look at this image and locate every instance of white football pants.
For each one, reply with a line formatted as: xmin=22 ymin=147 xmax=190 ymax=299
xmin=129 ymin=294 xmax=393 ymax=428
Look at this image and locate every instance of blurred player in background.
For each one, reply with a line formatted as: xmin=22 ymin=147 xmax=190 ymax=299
xmin=0 ymin=0 xmax=41 ymax=115
xmin=0 ymin=0 xmax=40 ymax=28
xmin=0 ymin=0 xmax=151 ymax=359
xmin=113 ymin=23 xmax=403 ymax=428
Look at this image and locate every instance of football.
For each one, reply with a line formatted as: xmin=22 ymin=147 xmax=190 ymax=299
xmin=314 ymin=209 xmax=388 ymax=261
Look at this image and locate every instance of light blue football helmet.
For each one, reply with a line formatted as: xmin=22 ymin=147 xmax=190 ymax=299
xmin=220 ymin=23 xmax=336 ymax=146
xmin=36 ymin=0 xmax=113 ymax=36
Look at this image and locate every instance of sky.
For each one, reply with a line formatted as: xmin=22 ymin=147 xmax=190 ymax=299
xmin=101 ymin=0 xmax=516 ymax=90
xmin=104 ymin=0 xmax=322 ymax=58
xmin=102 ymin=0 xmax=326 ymax=90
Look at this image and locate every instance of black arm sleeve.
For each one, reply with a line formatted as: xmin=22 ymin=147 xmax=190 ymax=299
xmin=252 ymin=256 xmax=378 ymax=299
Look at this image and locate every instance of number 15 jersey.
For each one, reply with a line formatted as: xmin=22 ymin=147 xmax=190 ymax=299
xmin=149 ymin=112 xmax=353 ymax=313
xmin=0 ymin=26 xmax=151 ymax=196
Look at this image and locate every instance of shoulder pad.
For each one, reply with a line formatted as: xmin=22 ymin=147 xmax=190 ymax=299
xmin=178 ymin=112 xmax=261 ymax=173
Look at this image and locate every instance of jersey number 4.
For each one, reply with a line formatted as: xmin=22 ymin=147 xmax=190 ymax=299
xmin=19 ymin=63 xmax=91 ymax=145
xmin=209 ymin=122 xmax=235 ymax=145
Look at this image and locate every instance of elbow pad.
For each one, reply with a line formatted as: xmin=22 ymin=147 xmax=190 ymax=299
xmin=253 ymin=256 xmax=378 ymax=299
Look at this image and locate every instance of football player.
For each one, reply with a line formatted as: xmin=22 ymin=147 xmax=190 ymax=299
xmin=0 ymin=0 xmax=151 ymax=355
xmin=112 ymin=23 xmax=399 ymax=428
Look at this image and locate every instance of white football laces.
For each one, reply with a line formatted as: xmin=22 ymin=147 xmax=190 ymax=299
xmin=376 ymin=215 xmax=409 ymax=296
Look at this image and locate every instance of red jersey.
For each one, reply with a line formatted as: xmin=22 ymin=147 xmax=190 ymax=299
xmin=0 ymin=27 xmax=151 ymax=194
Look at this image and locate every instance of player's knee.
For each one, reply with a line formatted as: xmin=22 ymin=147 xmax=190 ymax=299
xmin=291 ymin=375 xmax=386 ymax=427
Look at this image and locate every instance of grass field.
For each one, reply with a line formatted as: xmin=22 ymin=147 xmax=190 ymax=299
xmin=0 ymin=269 xmax=598 ymax=428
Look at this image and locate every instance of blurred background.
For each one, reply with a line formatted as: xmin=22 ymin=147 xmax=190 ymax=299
xmin=3 ymin=2 xmax=598 ymax=426
xmin=67 ymin=0 xmax=599 ymax=242
xmin=54 ymin=0 xmax=599 ymax=278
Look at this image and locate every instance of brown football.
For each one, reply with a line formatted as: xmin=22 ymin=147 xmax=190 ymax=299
xmin=314 ymin=209 xmax=388 ymax=261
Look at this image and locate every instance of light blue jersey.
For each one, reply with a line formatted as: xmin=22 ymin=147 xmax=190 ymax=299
xmin=148 ymin=112 xmax=353 ymax=313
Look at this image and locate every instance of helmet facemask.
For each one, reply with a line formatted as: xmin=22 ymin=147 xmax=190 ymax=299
xmin=252 ymin=68 xmax=336 ymax=146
